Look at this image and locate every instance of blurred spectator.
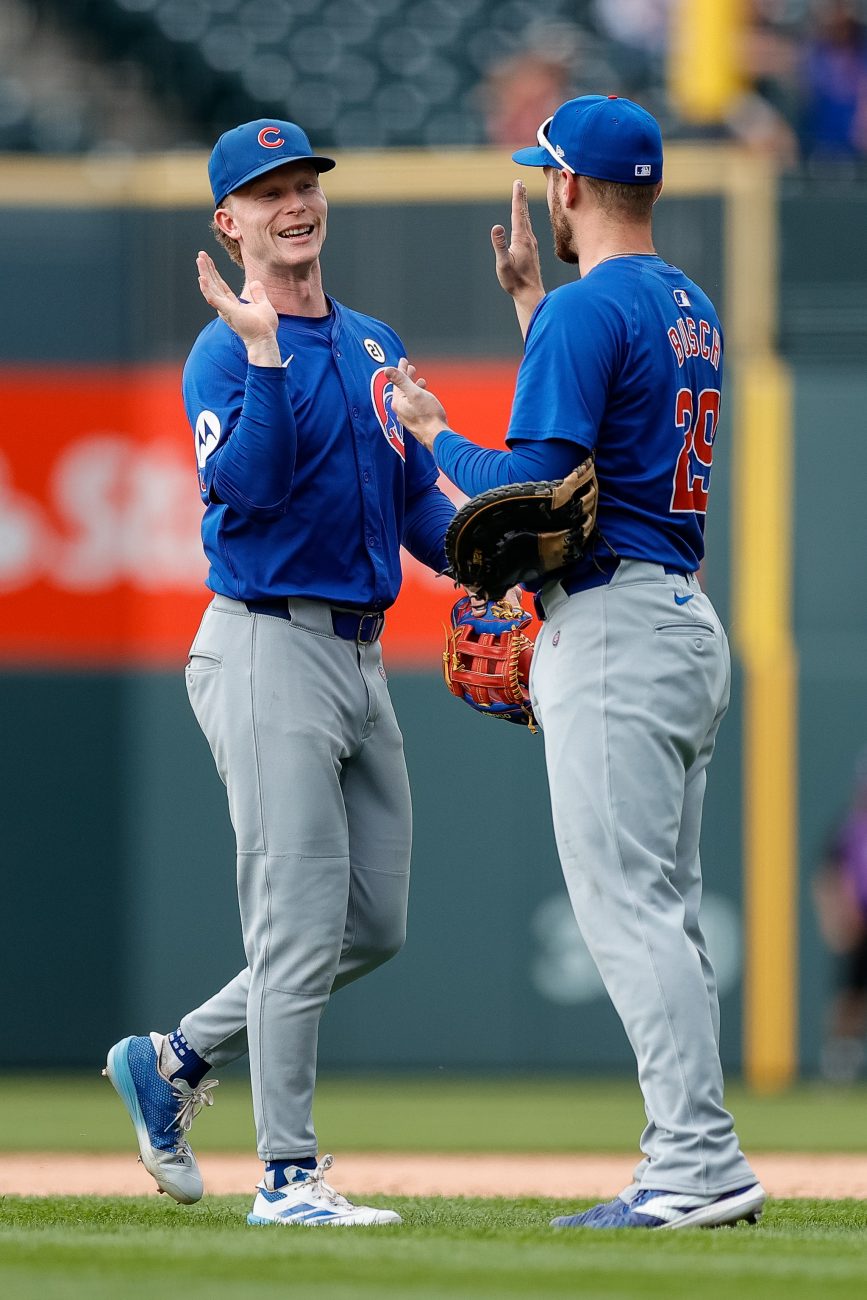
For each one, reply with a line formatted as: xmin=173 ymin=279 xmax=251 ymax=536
xmin=593 ymin=0 xmax=672 ymax=54
xmin=481 ymin=49 xmax=572 ymax=149
xmin=725 ymin=89 xmax=800 ymax=163
xmin=9 ymin=0 xmax=867 ymax=168
xmin=591 ymin=0 xmax=671 ymax=112
xmin=800 ymin=0 xmax=867 ymax=162
xmin=812 ymin=750 xmax=867 ymax=1082
xmin=732 ymin=2 xmax=801 ymax=165
xmin=0 ymin=0 xmax=194 ymax=153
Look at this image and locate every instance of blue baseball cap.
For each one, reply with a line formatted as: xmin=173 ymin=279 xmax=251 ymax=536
xmin=512 ymin=95 xmax=663 ymax=185
xmin=208 ymin=119 xmax=336 ymax=205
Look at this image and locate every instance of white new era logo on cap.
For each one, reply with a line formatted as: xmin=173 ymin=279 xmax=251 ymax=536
xmin=635 ymin=164 xmax=652 ymax=177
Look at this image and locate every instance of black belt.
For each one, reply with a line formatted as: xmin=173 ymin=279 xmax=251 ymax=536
xmin=560 ymin=557 xmax=692 ymax=597
xmin=560 ymin=554 xmax=620 ymax=597
xmin=536 ymin=558 xmax=694 ymax=618
xmin=244 ymin=598 xmax=385 ymax=644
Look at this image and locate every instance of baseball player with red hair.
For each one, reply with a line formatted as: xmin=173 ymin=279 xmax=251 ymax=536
xmin=104 ymin=119 xmax=456 ymax=1228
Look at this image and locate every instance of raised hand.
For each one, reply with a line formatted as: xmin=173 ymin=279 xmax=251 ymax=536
xmin=491 ymin=181 xmax=546 ymax=338
xmin=386 ymin=358 xmax=448 ymax=452
xmin=196 ymin=251 xmax=281 ymax=366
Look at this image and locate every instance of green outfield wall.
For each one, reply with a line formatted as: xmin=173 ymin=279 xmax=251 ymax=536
xmin=0 ymin=663 xmax=746 ymax=1073
xmin=0 ymin=161 xmax=863 ymax=1075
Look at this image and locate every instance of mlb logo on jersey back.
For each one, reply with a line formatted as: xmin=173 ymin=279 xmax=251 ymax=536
xmin=673 ymin=289 xmax=691 ymax=308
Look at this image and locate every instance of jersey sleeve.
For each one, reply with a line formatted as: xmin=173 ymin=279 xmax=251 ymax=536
xmin=506 ymin=286 xmax=626 ymax=452
xmin=401 ymin=425 xmax=454 ymax=573
xmin=432 ymin=431 xmax=588 ymax=496
xmin=182 ymin=326 xmax=298 ymax=519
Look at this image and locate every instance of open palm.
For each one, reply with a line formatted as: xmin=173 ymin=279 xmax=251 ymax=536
xmin=196 ymin=251 xmax=279 ymax=348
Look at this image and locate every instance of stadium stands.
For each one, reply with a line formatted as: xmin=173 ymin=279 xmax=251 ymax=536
xmin=5 ymin=0 xmax=867 ymax=168
xmin=4 ymin=0 xmax=634 ymax=151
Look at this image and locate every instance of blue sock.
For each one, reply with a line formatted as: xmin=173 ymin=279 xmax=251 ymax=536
xmin=166 ymin=1029 xmax=211 ymax=1088
xmin=267 ymin=1157 xmax=317 ymax=1187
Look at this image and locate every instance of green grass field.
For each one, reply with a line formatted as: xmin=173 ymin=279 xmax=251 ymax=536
xmin=2 ymin=1075 xmax=867 ymax=1298
xmin=2 ymin=1197 xmax=866 ymax=1300
xmin=1 ymin=1072 xmax=866 ymax=1153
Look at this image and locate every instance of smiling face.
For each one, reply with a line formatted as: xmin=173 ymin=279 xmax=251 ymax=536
xmin=214 ymin=161 xmax=328 ymax=279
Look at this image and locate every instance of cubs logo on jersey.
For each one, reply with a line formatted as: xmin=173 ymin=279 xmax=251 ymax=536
xmin=370 ymin=368 xmax=405 ymax=460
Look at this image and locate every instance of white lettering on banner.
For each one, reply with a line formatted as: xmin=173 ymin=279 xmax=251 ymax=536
xmin=52 ymin=437 xmax=127 ymax=590
xmin=0 ymin=437 xmax=205 ymax=593
xmin=0 ymin=455 xmax=49 ymax=592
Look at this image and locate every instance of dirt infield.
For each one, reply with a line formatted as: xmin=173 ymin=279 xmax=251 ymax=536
xmin=2 ymin=1152 xmax=866 ymax=1199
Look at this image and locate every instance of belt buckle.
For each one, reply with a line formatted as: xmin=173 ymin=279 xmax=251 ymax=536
xmin=356 ymin=612 xmax=381 ymax=644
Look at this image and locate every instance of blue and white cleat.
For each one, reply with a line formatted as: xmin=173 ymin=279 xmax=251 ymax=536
xmin=103 ymin=1032 xmax=218 ymax=1204
xmin=247 ymin=1155 xmax=401 ymax=1227
xmin=551 ymin=1182 xmax=766 ymax=1230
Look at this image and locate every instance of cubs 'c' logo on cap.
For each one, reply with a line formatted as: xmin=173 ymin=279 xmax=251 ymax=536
xmin=370 ymin=368 xmax=405 ymax=461
xmin=258 ymin=126 xmax=284 ymax=149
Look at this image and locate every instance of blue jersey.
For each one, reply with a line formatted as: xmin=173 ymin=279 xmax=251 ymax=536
xmin=434 ymin=254 xmax=723 ymax=580
xmin=182 ymin=298 xmax=453 ymax=608
xmin=508 ymin=255 xmax=723 ymax=573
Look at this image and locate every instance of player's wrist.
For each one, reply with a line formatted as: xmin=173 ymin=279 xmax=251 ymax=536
xmin=431 ymin=426 xmax=454 ymax=455
xmin=245 ymin=337 xmax=282 ymax=367
xmin=511 ymin=283 xmax=545 ymax=309
xmin=414 ymin=418 xmax=448 ymax=451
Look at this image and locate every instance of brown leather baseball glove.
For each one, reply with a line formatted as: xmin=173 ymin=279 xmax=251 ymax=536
xmin=444 ymin=457 xmax=599 ymax=601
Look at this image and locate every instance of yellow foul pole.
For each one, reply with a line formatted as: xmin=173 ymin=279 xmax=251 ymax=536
xmin=726 ymin=153 xmax=798 ymax=1090
xmin=669 ymin=0 xmax=746 ymax=124
xmin=669 ymin=0 xmax=799 ymax=1090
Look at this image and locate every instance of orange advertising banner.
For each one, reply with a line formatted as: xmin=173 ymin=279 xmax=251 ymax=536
xmin=0 ymin=361 xmax=521 ymax=668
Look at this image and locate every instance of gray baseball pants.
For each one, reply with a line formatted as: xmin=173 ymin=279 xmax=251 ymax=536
xmin=532 ymin=560 xmax=756 ymax=1195
xmin=179 ymin=595 xmax=411 ymax=1161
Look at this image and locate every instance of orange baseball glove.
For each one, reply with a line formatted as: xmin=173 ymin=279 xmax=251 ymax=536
xmin=442 ymin=596 xmax=537 ymax=729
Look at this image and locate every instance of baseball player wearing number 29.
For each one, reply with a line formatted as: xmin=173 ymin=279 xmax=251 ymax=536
xmin=390 ymin=96 xmax=766 ymax=1231
xmin=103 ymin=120 xmax=455 ymax=1227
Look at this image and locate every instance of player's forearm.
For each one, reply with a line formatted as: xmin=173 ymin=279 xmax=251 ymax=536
xmin=513 ymin=290 xmax=545 ymax=341
xmin=212 ymin=365 xmax=297 ymax=517
xmin=432 ymin=431 xmax=584 ymax=497
xmin=402 ymin=483 xmax=455 ymax=573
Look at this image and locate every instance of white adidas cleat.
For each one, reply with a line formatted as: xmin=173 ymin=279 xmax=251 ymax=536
xmin=247 ymin=1155 xmax=402 ymax=1227
xmin=103 ymin=1032 xmax=218 ymax=1205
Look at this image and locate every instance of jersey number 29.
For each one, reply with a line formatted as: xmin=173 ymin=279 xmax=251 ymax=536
xmin=670 ymin=387 xmax=720 ymax=515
